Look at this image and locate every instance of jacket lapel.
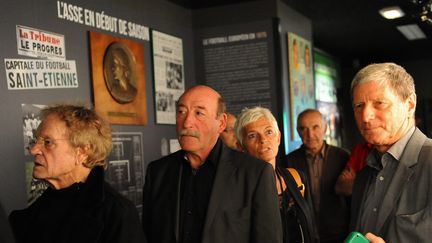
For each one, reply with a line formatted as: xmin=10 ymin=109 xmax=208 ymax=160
xmin=375 ymin=128 xmax=425 ymax=232
xmin=202 ymin=147 xmax=236 ymax=236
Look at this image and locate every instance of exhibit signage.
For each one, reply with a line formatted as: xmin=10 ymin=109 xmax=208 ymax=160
xmin=4 ymin=59 xmax=78 ymax=90
xmin=16 ymin=25 xmax=66 ymax=60
xmin=56 ymin=1 xmax=149 ymax=41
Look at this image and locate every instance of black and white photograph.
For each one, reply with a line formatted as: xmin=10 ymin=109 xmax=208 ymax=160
xmin=166 ymin=61 xmax=183 ymax=90
xmin=106 ymin=132 xmax=145 ymax=214
xmin=21 ymin=104 xmax=45 ymax=156
xmin=22 ymin=104 xmax=49 ymax=205
xmin=152 ymin=30 xmax=184 ymax=124
xmin=155 ymin=91 xmax=175 ymax=112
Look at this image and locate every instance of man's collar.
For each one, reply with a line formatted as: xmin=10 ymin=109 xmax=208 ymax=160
xmin=303 ymin=140 xmax=326 ymax=157
xmin=366 ymin=126 xmax=415 ymax=169
xmin=183 ymin=139 xmax=222 ymax=167
xmin=387 ymin=126 xmax=415 ymax=161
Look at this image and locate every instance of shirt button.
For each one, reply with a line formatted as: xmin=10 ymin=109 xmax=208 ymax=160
xmin=187 ymin=210 xmax=192 ymax=215
xmin=379 ymin=176 xmax=384 ymax=181
xmin=373 ymin=207 xmax=377 ymax=212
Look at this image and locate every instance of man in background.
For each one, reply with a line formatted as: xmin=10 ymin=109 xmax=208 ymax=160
xmin=287 ymin=109 xmax=350 ymax=243
xmin=219 ymin=112 xmax=240 ymax=150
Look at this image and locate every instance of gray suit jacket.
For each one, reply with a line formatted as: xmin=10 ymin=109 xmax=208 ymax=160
xmin=142 ymin=140 xmax=282 ymax=243
xmin=351 ymin=128 xmax=432 ymax=242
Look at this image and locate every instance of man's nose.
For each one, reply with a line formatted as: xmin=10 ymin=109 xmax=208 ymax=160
xmin=182 ymin=112 xmax=194 ymax=128
xmin=306 ymin=129 xmax=313 ymax=138
xmin=29 ymin=142 xmax=42 ymax=155
xmin=361 ymin=104 xmax=375 ymax=122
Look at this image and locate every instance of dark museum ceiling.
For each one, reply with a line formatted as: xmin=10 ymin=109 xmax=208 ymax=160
xmin=168 ymin=0 xmax=432 ymax=66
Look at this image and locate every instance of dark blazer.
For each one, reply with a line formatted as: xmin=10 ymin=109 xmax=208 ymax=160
xmin=9 ymin=167 xmax=145 ymax=243
xmin=287 ymin=143 xmax=350 ymax=241
xmin=0 ymin=202 xmax=14 ymax=243
xmin=142 ymin=142 xmax=282 ymax=243
xmin=351 ymin=128 xmax=432 ymax=242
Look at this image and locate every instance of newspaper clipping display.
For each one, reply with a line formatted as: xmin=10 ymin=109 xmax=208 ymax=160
xmin=152 ymin=30 xmax=184 ymax=124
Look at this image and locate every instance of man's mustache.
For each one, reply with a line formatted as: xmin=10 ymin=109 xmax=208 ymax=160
xmin=179 ymin=129 xmax=200 ymax=138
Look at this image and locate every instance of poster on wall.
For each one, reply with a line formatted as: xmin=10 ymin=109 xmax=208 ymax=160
xmin=22 ymin=104 xmax=49 ymax=205
xmin=314 ymin=50 xmax=342 ymax=146
xmin=151 ymin=30 xmax=184 ymax=124
xmin=106 ymin=132 xmax=145 ymax=213
xmin=287 ymin=32 xmax=315 ymax=141
xmin=317 ymin=101 xmax=341 ymax=146
xmin=90 ymin=31 xmax=148 ymax=125
xmin=314 ymin=51 xmax=339 ymax=103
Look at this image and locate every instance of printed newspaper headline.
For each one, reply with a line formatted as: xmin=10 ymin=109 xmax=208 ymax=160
xmin=5 ymin=59 xmax=78 ymax=90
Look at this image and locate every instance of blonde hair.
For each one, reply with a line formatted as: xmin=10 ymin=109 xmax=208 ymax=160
xmin=39 ymin=104 xmax=112 ymax=168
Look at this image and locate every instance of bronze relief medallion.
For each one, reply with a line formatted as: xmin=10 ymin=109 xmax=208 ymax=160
xmin=103 ymin=42 xmax=138 ymax=104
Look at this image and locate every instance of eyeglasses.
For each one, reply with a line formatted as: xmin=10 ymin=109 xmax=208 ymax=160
xmin=28 ymin=137 xmax=68 ymax=149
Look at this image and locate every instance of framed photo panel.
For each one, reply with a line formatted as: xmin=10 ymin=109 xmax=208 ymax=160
xmin=151 ymin=30 xmax=184 ymax=124
xmin=287 ymin=32 xmax=315 ymax=140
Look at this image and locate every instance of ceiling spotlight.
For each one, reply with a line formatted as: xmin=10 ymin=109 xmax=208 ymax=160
xmin=379 ymin=6 xmax=405 ymax=19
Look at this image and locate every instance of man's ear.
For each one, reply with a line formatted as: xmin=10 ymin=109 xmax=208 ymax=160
xmin=218 ymin=112 xmax=227 ymax=134
xmin=406 ymin=93 xmax=417 ymax=118
xmin=76 ymin=145 xmax=90 ymax=165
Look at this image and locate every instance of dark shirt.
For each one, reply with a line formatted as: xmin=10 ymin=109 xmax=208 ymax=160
xmin=179 ymin=140 xmax=221 ymax=243
xmin=305 ymin=142 xmax=326 ymax=214
xmin=359 ymin=127 xmax=414 ymax=234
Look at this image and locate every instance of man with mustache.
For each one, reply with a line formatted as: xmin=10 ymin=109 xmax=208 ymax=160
xmin=142 ymin=85 xmax=282 ymax=243
xmin=287 ymin=109 xmax=350 ymax=243
xmin=349 ymin=63 xmax=431 ymax=242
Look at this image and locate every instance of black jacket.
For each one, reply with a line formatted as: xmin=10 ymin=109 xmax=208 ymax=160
xmin=9 ymin=167 xmax=146 ymax=243
xmin=142 ymin=141 xmax=282 ymax=243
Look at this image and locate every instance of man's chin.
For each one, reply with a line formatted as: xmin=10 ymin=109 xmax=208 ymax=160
xmin=32 ymin=172 xmax=44 ymax=180
xmin=179 ymin=139 xmax=199 ymax=150
xmin=362 ymin=133 xmax=383 ymax=144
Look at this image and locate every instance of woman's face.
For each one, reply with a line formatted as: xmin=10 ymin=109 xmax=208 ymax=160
xmin=30 ymin=114 xmax=86 ymax=189
xmin=242 ymin=117 xmax=280 ymax=166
